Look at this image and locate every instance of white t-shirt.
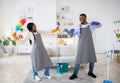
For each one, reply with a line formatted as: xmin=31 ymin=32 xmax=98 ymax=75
xmin=81 ymin=24 xmax=89 ymax=28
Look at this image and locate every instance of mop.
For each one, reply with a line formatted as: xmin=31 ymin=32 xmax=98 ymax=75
xmin=103 ymin=50 xmax=112 ymax=83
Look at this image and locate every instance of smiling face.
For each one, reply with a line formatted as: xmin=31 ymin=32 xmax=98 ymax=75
xmin=79 ymin=15 xmax=87 ymax=25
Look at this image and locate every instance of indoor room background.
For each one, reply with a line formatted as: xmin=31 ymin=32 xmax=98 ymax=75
xmin=0 ymin=0 xmax=120 ymax=53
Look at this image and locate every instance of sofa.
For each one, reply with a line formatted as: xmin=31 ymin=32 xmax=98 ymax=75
xmin=16 ymin=33 xmax=78 ymax=65
xmin=42 ymin=33 xmax=78 ymax=65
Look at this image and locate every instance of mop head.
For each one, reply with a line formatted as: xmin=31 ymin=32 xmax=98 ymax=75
xmin=103 ymin=80 xmax=112 ymax=83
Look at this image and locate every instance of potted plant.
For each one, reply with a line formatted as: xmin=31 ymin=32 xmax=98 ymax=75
xmin=114 ymin=29 xmax=120 ymax=42
xmin=0 ymin=37 xmax=16 ymax=57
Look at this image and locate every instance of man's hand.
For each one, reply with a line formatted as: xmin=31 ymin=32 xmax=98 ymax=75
xmin=91 ymin=21 xmax=100 ymax=26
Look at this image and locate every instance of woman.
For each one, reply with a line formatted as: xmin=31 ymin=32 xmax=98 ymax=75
xmin=23 ymin=22 xmax=53 ymax=81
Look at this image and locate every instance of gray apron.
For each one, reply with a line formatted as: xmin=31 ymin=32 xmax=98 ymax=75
xmin=75 ymin=25 xmax=97 ymax=64
xmin=31 ymin=33 xmax=53 ymax=72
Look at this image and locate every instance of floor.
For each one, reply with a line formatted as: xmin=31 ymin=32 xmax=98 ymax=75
xmin=0 ymin=55 xmax=31 ymax=83
xmin=0 ymin=54 xmax=120 ymax=83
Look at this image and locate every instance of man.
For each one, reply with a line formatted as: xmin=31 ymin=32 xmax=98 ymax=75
xmin=69 ymin=14 xmax=101 ymax=80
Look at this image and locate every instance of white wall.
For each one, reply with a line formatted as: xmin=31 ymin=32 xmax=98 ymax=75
xmin=0 ymin=0 xmax=56 ymax=35
xmin=57 ymin=0 xmax=120 ymax=53
xmin=0 ymin=0 xmax=120 ymax=53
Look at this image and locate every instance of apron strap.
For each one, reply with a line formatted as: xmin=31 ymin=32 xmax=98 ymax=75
xmin=32 ymin=33 xmax=36 ymax=41
xmin=79 ymin=23 xmax=89 ymax=34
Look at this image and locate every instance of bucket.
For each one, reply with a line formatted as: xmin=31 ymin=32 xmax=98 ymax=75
xmin=56 ymin=62 xmax=68 ymax=74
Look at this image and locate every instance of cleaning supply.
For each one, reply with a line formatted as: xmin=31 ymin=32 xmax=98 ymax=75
xmin=57 ymin=63 xmax=63 ymax=74
xmin=103 ymin=50 xmax=112 ymax=83
xmin=57 ymin=63 xmax=68 ymax=74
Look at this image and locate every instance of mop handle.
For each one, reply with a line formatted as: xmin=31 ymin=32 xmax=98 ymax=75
xmin=107 ymin=50 xmax=110 ymax=80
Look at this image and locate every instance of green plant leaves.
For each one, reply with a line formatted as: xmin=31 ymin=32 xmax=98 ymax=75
xmin=3 ymin=39 xmax=9 ymax=46
xmin=7 ymin=37 xmax=16 ymax=46
xmin=116 ymin=34 xmax=120 ymax=39
xmin=11 ymin=40 xmax=16 ymax=46
xmin=7 ymin=37 xmax=12 ymax=41
xmin=0 ymin=39 xmax=2 ymax=44
xmin=0 ymin=37 xmax=16 ymax=46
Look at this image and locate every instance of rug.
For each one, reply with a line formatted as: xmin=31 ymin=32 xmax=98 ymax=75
xmin=23 ymin=68 xmax=104 ymax=83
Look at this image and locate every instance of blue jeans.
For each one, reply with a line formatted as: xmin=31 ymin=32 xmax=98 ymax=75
xmin=73 ymin=63 xmax=94 ymax=75
xmin=32 ymin=65 xmax=50 ymax=78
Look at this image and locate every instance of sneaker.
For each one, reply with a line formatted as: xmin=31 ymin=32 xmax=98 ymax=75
xmin=44 ymin=75 xmax=52 ymax=79
xmin=88 ymin=72 xmax=96 ymax=78
xmin=34 ymin=76 xmax=42 ymax=81
xmin=69 ymin=74 xmax=78 ymax=80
